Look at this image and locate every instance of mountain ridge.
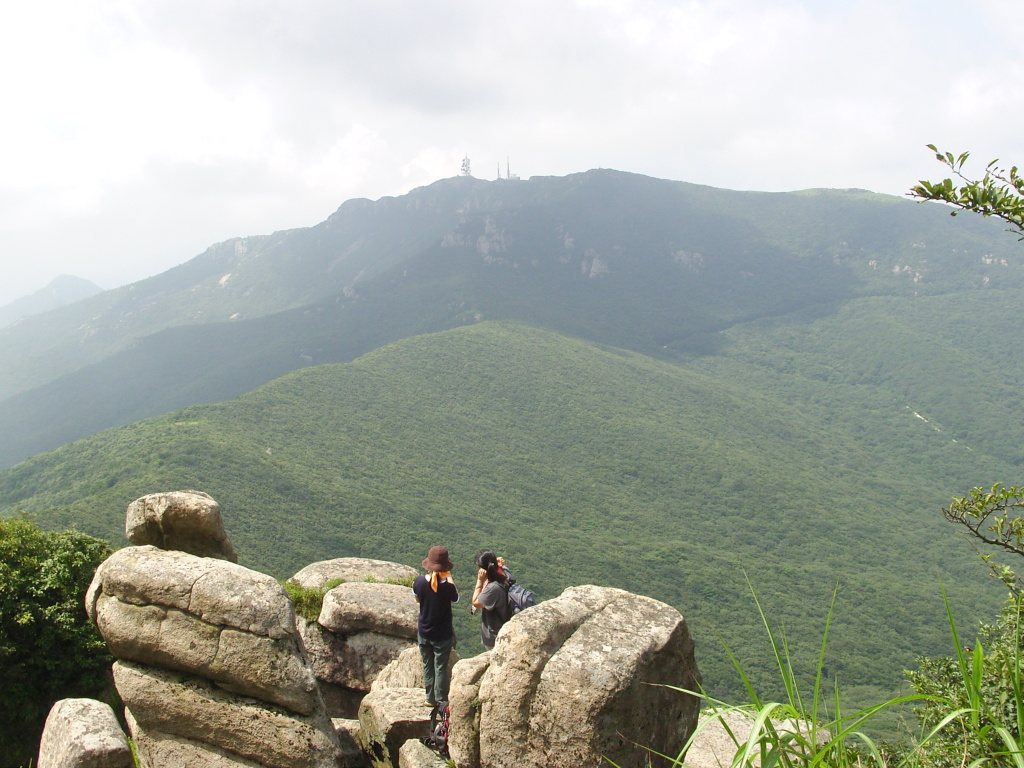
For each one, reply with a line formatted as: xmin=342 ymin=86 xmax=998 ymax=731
xmin=0 ymin=169 xmax=1016 ymax=469
xmin=0 ymin=275 xmax=103 ymax=329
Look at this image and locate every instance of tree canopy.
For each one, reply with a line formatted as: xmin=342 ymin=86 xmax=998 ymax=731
xmin=0 ymin=516 xmax=114 ymax=767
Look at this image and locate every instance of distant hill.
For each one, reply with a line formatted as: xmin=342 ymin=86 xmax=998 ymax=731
xmin=0 ymin=170 xmax=1018 ymax=469
xmin=0 ymin=275 xmax=103 ymax=328
xmin=0 ymin=322 xmax=1012 ymax=708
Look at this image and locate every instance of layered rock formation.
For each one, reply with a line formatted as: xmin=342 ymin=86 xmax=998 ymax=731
xmin=86 ymin=491 xmax=342 ymax=768
xmin=49 ymin=489 xmax=703 ymax=768
xmin=290 ymin=559 xmax=421 ymax=718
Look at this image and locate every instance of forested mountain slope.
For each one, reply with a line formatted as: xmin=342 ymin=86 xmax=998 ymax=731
xmin=0 ymin=170 xmax=1017 ymax=469
xmin=1 ymin=322 xmax=1012 ymax=706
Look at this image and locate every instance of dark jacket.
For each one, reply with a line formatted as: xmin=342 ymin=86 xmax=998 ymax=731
xmin=413 ymin=574 xmax=459 ymax=640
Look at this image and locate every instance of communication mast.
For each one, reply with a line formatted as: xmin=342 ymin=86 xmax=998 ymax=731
xmin=461 ymin=155 xmax=472 ymax=177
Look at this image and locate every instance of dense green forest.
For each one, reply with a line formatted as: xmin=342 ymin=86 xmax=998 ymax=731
xmin=1 ymin=321 xmax=1012 ymax=711
xmin=3 ymin=170 xmax=1024 ymax=738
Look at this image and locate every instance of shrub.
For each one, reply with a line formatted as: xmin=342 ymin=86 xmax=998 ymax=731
xmin=0 ymin=516 xmax=114 ymax=767
xmin=907 ymin=594 xmax=1024 ymax=768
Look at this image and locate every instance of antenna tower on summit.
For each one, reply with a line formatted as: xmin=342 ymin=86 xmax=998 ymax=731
xmin=461 ymin=155 xmax=472 ymax=177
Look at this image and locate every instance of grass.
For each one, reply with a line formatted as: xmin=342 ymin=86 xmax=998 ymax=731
xmin=612 ymin=578 xmax=1024 ymax=768
xmin=281 ymin=574 xmax=417 ymax=623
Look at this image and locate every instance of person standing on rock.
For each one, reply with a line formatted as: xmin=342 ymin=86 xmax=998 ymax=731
xmin=471 ymin=550 xmax=512 ymax=650
xmin=413 ymin=546 xmax=459 ymax=706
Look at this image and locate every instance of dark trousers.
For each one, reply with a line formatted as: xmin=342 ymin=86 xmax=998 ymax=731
xmin=418 ymin=634 xmax=454 ymax=704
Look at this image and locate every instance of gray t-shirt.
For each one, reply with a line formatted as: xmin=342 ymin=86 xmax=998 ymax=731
xmin=477 ymin=580 xmax=511 ymax=649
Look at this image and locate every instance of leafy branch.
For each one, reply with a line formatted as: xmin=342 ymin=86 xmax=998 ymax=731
xmin=910 ymin=145 xmax=1024 ymax=238
xmin=944 ymin=483 xmax=1024 ymax=593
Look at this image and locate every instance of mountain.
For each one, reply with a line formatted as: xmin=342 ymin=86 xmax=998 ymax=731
xmin=0 ymin=275 xmax=103 ymax=329
xmin=0 ymin=322 xmax=1011 ymax=708
xmin=0 ymin=170 xmax=1018 ymax=469
xmin=3 ymin=169 xmax=1024 ymax=713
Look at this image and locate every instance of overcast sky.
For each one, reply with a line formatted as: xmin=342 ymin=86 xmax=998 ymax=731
xmin=1 ymin=0 xmax=1022 ymax=307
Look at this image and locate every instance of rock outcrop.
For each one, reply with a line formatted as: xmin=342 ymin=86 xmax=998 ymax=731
xmin=450 ymin=584 xmax=702 ymax=768
xmin=293 ymin=561 xmax=421 ymax=718
xmin=358 ymin=687 xmax=434 ymax=768
xmin=37 ymin=698 xmax=133 ymax=768
xmin=125 ymin=490 xmax=237 ymax=562
xmin=62 ymin=490 xmax=702 ymax=768
xmin=684 ymin=710 xmax=829 ymax=768
xmin=87 ymin=493 xmax=343 ymax=768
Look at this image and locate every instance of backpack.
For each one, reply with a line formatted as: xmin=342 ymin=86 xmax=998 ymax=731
xmin=422 ymin=700 xmax=451 ymax=757
xmin=506 ymin=579 xmax=536 ymax=615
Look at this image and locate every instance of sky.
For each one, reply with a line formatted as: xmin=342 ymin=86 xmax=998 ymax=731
xmin=1 ymin=0 xmax=1023 ymax=307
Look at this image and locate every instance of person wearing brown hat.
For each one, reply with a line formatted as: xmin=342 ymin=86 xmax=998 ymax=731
xmin=412 ymin=546 xmax=459 ymax=706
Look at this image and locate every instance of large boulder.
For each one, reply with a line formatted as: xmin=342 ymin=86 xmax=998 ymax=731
xmin=319 ymin=582 xmax=418 ymax=638
xmin=37 ymin=698 xmax=133 ymax=768
xmin=125 ymin=490 xmax=237 ymax=561
xmin=114 ymin=661 xmax=340 ymax=768
xmin=684 ymin=710 xmax=828 ymax=768
xmin=446 ymin=654 xmax=491 ymax=768
xmin=462 ymin=584 xmax=701 ymax=768
xmin=398 ymin=738 xmax=448 ymax=768
xmin=358 ymin=688 xmax=433 ymax=768
xmin=332 ymin=718 xmax=371 ymax=768
xmin=126 ymin=709 xmax=264 ymax=768
xmin=299 ymin=615 xmax=366 ymax=718
xmin=291 ymin=558 xmax=418 ymax=590
xmin=89 ymin=546 xmax=318 ymax=715
xmin=87 ymin=546 xmax=292 ymax=639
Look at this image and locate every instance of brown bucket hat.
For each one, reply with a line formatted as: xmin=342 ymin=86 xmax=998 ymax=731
xmin=422 ymin=546 xmax=455 ymax=572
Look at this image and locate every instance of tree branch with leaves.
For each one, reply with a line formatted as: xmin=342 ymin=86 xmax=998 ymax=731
xmin=943 ymin=484 xmax=1024 ymax=593
xmin=910 ymin=144 xmax=1024 ymax=237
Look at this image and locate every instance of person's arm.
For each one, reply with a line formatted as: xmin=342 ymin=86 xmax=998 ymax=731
xmin=472 ymin=567 xmax=487 ymax=605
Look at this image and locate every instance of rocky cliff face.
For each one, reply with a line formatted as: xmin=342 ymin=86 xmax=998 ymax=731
xmin=42 ymin=490 xmax=702 ymax=768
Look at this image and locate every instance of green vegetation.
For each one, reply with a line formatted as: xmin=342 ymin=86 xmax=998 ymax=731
xmin=281 ymin=576 xmax=393 ymax=623
xmin=911 ymin=146 xmax=1024 ymax=237
xmin=281 ymin=580 xmax=331 ymax=623
xmin=898 ymin=481 xmax=1024 ymax=766
xmin=4 ymin=168 xmax=1024 ymax=751
xmin=627 ymin=586 xmax=1024 ymax=768
xmin=0 ymin=322 xmax=1011 ymax=708
xmin=0 ymin=517 xmax=114 ymax=767
xmin=1 ymin=168 xmax=1018 ymax=469
xmin=907 ymin=595 xmax=1024 ymax=767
